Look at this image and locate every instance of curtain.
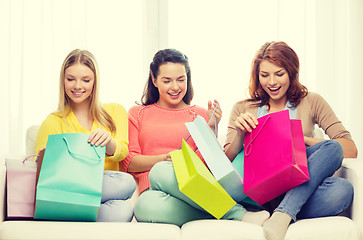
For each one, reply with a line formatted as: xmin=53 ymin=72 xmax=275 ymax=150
xmin=167 ymin=0 xmax=363 ymax=154
xmin=1 ymin=0 xmax=362 ymax=157
xmin=1 ymin=0 xmax=149 ymax=156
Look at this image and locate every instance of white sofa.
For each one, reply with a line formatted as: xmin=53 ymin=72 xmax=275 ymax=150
xmin=0 ymin=126 xmax=362 ymax=240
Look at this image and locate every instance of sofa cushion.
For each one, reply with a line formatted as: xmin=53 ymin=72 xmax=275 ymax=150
xmin=181 ymin=219 xmax=265 ymax=240
xmin=26 ymin=125 xmax=40 ymax=156
xmin=180 ymin=216 xmax=361 ymax=240
xmin=0 ymin=221 xmax=181 ymax=240
xmin=285 ymin=216 xmax=361 ymax=240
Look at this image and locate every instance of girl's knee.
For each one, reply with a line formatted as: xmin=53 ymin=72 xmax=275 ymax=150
xmin=335 ymin=178 xmax=354 ymax=206
xmin=122 ymin=172 xmax=137 ymax=192
xmin=98 ymin=200 xmax=134 ymax=222
xmin=134 ymin=190 xmax=200 ymax=226
xmin=319 ymin=140 xmax=344 ymax=170
xmin=104 ymin=170 xmax=135 ymax=184
xmin=149 ymin=161 xmax=173 ymax=177
xmin=102 ymin=171 xmax=136 ymax=201
xmin=325 ymin=140 xmax=344 ymax=160
xmin=324 ymin=177 xmax=353 ymax=211
xmin=134 ymin=190 xmax=165 ymax=222
xmin=149 ymin=161 xmax=175 ymax=189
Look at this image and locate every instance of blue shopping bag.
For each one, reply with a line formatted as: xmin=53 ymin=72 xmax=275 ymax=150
xmin=185 ymin=115 xmax=245 ymax=202
xmin=34 ymin=133 xmax=105 ymax=221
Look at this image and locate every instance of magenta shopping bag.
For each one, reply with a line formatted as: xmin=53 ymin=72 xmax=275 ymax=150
xmin=6 ymin=155 xmax=38 ymax=218
xmin=243 ymin=110 xmax=309 ymax=205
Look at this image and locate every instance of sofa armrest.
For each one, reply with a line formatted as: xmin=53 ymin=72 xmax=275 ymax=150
xmin=341 ymin=158 xmax=363 ymax=235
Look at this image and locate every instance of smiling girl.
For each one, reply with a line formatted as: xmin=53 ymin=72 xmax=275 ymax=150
xmin=224 ymin=41 xmax=357 ymax=240
xmin=121 ymin=49 xmax=270 ymax=226
xmin=35 ymin=49 xmax=136 ymax=222
xmin=121 ymin=49 xmax=221 ymax=194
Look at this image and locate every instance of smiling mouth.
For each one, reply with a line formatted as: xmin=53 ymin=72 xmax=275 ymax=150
xmin=268 ymin=87 xmax=281 ymax=91
xmin=72 ymin=91 xmax=85 ymax=96
xmin=168 ymin=92 xmax=181 ymax=97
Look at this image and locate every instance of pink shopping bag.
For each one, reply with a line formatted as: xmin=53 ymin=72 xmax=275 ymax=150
xmin=243 ymin=110 xmax=309 ymax=205
xmin=6 ymin=155 xmax=38 ymax=218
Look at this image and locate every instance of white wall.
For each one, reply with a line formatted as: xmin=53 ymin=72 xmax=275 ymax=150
xmin=1 ymin=0 xmax=362 ymax=157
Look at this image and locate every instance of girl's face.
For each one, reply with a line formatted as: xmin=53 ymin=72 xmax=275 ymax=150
xmin=64 ymin=63 xmax=95 ymax=106
xmin=153 ymin=62 xmax=188 ymax=109
xmin=259 ymin=60 xmax=290 ymax=106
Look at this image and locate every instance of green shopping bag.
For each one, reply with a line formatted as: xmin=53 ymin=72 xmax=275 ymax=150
xmin=34 ymin=133 xmax=105 ymax=221
xmin=171 ymin=140 xmax=236 ymax=219
xmin=232 ymin=150 xmax=262 ymax=209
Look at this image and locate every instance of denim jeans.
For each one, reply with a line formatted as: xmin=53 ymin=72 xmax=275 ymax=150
xmin=97 ymin=170 xmax=136 ymax=222
xmin=134 ymin=161 xmax=246 ymax=226
xmin=275 ymin=140 xmax=354 ymax=221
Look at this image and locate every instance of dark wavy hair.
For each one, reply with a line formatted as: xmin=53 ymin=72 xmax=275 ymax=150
xmin=248 ymin=41 xmax=308 ymax=108
xmin=141 ymin=49 xmax=194 ymax=105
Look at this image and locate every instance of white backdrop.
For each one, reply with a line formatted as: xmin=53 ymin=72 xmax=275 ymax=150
xmin=1 ymin=0 xmax=362 ymax=157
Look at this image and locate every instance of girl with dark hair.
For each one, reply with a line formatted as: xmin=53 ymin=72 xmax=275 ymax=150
xmin=121 ymin=48 xmax=270 ymax=226
xmin=224 ymin=41 xmax=357 ymax=240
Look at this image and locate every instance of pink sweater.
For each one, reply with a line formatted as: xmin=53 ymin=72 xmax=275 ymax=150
xmin=121 ymin=103 xmax=209 ymax=194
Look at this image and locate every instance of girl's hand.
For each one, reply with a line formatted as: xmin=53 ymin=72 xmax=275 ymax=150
xmin=207 ymin=99 xmax=222 ymax=129
xmin=164 ymin=153 xmax=172 ymax=162
xmin=88 ymin=128 xmax=113 ymax=147
xmin=234 ymin=112 xmax=258 ymax=135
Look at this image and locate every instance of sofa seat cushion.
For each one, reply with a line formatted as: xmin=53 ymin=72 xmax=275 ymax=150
xmin=181 ymin=219 xmax=265 ymax=240
xmin=180 ymin=216 xmax=360 ymax=240
xmin=285 ymin=216 xmax=361 ymax=240
xmin=0 ymin=221 xmax=181 ymax=240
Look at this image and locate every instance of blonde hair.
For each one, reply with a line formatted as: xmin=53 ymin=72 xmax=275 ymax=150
xmin=57 ymin=49 xmax=116 ymax=133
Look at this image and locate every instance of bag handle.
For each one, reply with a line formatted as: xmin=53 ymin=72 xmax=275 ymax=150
xmin=244 ymin=115 xmax=271 ymax=157
xmin=22 ymin=154 xmax=39 ymax=163
xmin=63 ymin=137 xmax=101 ymax=164
xmin=180 ymin=103 xmax=219 ymax=151
xmin=207 ymin=103 xmax=218 ymax=138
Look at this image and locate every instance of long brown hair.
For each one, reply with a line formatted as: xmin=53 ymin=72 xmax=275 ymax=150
xmin=141 ymin=49 xmax=194 ymax=105
xmin=57 ymin=49 xmax=116 ymax=133
xmin=248 ymin=41 xmax=308 ymax=108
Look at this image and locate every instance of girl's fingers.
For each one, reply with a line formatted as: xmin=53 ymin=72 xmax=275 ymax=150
xmin=245 ymin=112 xmax=258 ymax=126
xmin=208 ymin=100 xmax=213 ymax=110
xmin=234 ymin=119 xmax=246 ymax=133
xmin=165 ymin=153 xmax=172 ymax=161
xmin=211 ymin=100 xmax=222 ymax=119
xmin=88 ymin=130 xmax=98 ymax=143
xmin=94 ymin=134 xmax=107 ymax=147
xmin=236 ymin=116 xmax=252 ymax=132
xmin=101 ymin=134 xmax=112 ymax=147
xmin=235 ymin=112 xmax=258 ymax=133
xmin=89 ymin=129 xmax=112 ymax=147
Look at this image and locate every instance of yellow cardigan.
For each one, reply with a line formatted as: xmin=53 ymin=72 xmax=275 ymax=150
xmin=35 ymin=103 xmax=129 ymax=171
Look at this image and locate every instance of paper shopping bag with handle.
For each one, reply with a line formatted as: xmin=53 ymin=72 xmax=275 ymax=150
xmin=232 ymin=150 xmax=261 ymax=209
xmin=6 ymin=155 xmax=38 ymax=218
xmin=243 ymin=110 xmax=309 ymax=205
xmin=171 ymin=140 xmax=236 ymax=219
xmin=34 ymin=133 xmax=105 ymax=221
xmin=185 ymin=115 xmax=245 ymax=202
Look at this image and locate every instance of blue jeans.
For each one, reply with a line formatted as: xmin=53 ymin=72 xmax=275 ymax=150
xmin=134 ymin=161 xmax=246 ymax=226
xmin=97 ymin=170 xmax=136 ymax=222
xmin=275 ymin=140 xmax=354 ymax=221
